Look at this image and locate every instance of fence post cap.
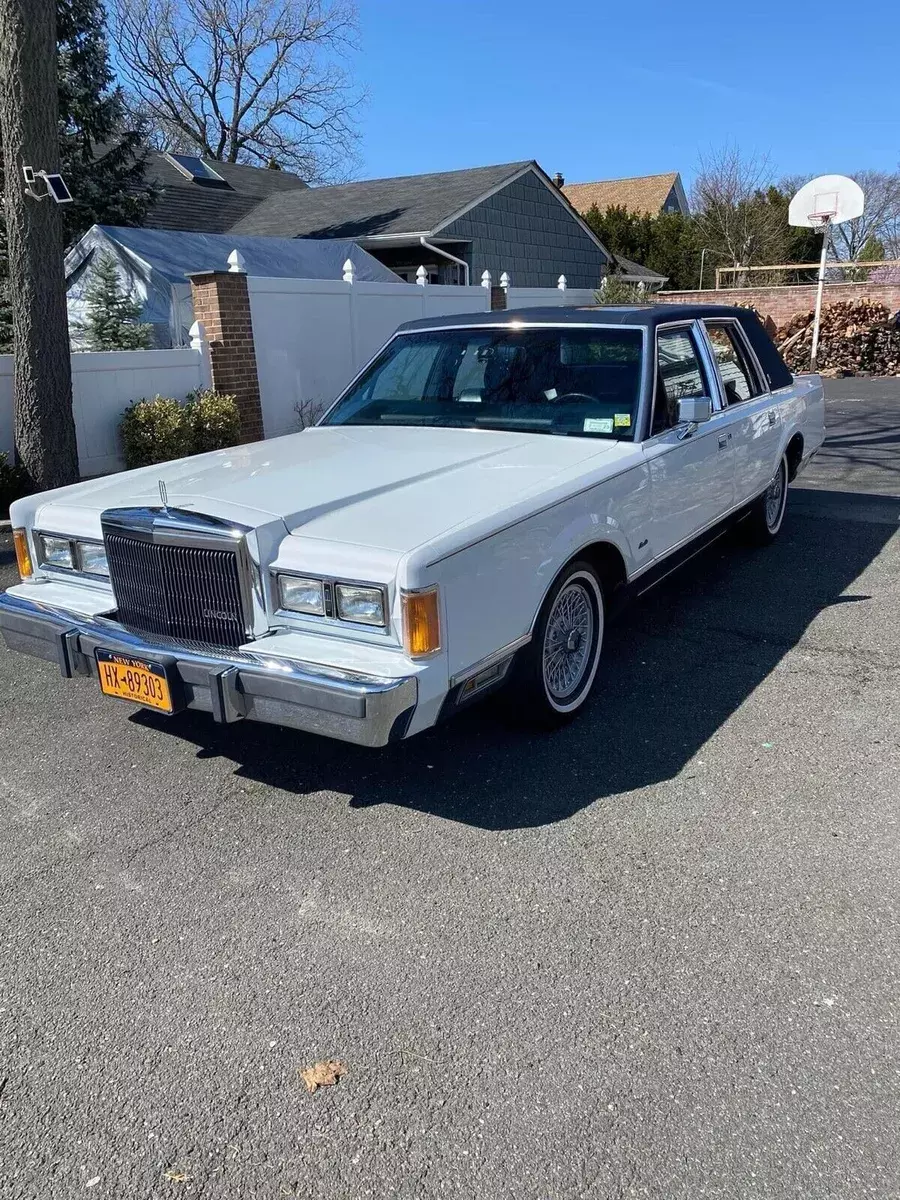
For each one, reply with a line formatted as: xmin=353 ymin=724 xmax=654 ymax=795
xmin=557 ymin=274 xmax=567 ymax=290
xmin=342 ymin=257 xmax=356 ymax=283
xmin=188 ymin=319 xmax=206 ymax=348
xmin=416 ymin=264 xmax=428 ymax=286
xmin=481 ymin=269 xmax=492 ymax=288
xmin=500 ymin=271 xmax=510 ymax=289
xmin=227 ymin=249 xmax=247 ymax=273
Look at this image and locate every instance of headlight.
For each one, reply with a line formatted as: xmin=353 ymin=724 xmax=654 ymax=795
xmin=278 ymin=575 xmax=325 ymax=615
xmin=335 ymin=583 xmax=386 ymax=627
xmin=77 ymin=541 xmax=109 ymax=577
xmin=40 ymin=535 xmax=74 ymax=569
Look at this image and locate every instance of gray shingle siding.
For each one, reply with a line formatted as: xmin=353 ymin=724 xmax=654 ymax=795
xmin=441 ymin=171 xmax=608 ymax=289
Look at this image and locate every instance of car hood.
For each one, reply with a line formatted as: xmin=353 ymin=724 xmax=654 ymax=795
xmin=24 ymin=425 xmax=633 ymax=556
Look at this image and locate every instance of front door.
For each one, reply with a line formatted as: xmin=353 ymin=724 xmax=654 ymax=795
xmin=642 ymin=323 xmax=735 ymax=559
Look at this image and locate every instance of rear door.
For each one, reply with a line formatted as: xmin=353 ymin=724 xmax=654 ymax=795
xmin=700 ymin=319 xmax=781 ymax=504
xmin=642 ymin=322 xmax=735 ymax=558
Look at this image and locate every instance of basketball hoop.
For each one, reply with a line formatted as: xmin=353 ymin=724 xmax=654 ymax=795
xmin=788 ymin=175 xmax=866 ymax=371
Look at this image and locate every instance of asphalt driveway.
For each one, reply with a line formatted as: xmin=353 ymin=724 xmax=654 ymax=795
xmin=1 ymin=382 xmax=899 ymax=1199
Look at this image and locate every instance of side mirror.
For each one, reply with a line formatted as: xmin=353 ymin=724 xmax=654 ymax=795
xmin=677 ymin=396 xmax=712 ymax=425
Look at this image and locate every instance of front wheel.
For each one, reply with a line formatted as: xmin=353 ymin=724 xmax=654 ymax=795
xmin=745 ymin=454 xmax=788 ymax=544
xmin=506 ymin=561 xmax=604 ymax=729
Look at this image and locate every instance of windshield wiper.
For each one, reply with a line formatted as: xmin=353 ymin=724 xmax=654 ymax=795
xmin=474 ymin=416 xmax=555 ymax=431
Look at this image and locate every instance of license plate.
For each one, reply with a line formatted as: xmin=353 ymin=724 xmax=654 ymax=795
xmin=95 ymin=649 xmax=174 ymax=713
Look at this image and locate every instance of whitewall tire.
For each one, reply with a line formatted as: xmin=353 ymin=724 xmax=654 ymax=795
xmin=507 ymin=560 xmax=605 ymax=728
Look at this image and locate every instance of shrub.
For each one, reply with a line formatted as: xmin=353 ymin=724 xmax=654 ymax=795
xmin=0 ymin=451 xmax=31 ymax=519
xmin=120 ymin=395 xmax=189 ymax=468
xmin=184 ymin=388 xmax=241 ymax=454
xmin=119 ymin=391 xmax=241 ymax=469
xmin=595 ymin=278 xmax=654 ymax=306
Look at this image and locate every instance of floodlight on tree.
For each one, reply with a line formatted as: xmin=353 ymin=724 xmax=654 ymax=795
xmin=22 ymin=165 xmax=74 ymax=205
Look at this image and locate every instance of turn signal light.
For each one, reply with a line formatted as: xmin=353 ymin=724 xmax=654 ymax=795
xmin=13 ymin=529 xmax=33 ymax=580
xmin=401 ymin=587 xmax=441 ymax=658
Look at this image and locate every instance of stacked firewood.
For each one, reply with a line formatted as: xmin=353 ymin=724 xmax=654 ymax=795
xmin=776 ymin=300 xmax=900 ymax=376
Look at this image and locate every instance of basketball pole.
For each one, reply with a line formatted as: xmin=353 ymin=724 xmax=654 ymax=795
xmin=810 ymin=217 xmax=831 ymax=372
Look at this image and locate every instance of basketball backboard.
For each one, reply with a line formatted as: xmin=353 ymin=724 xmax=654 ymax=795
xmin=789 ymin=174 xmax=864 ymax=227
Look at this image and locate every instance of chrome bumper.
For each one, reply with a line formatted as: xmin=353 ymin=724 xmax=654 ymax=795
xmin=0 ymin=591 xmax=417 ymax=747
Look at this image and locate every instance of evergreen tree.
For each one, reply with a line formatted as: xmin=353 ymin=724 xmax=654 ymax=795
xmin=859 ymin=236 xmax=886 ymax=261
xmin=56 ymin=0 xmax=155 ymax=242
xmin=0 ymin=0 xmax=157 ymax=351
xmin=74 ymin=251 xmax=153 ymax=349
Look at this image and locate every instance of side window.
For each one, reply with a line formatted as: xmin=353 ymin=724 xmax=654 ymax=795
xmin=652 ymin=327 xmax=709 ymax=436
xmin=704 ymin=323 xmax=762 ymax=404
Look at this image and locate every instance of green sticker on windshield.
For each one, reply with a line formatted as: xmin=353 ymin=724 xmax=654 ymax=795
xmin=614 ymin=413 xmax=632 ymax=428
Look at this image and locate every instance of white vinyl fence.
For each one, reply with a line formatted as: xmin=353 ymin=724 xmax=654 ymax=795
xmin=505 ymin=286 xmax=598 ymax=309
xmin=1 ymin=267 xmax=605 ymax=478
xmin=248 ymin=275 xmax=492 ymax=437
xmin=0 ymin=346 xmax=208 ymax=476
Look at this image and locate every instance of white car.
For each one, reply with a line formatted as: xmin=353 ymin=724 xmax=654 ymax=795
xmin=2 ymin=305 xmax=824 ymax=747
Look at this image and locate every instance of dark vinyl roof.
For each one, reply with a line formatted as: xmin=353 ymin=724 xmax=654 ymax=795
xmin=142 ymin=152 xmax=309 ymax=234
xmin=394 ymin=304 xmax=793 ymax=390
xmin=228 ymin=161 xmax=533 ymax=239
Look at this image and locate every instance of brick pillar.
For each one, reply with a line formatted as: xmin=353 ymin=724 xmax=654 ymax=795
xmin=188 ymin=270 xmax=264 ymax=443
xmin=490 ymin=285 xmax=507 ymax=311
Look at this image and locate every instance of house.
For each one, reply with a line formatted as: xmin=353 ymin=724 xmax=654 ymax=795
xmin=66 ymin=225 xmax=402 ymax=348
xmin=99 ymin=153 xmax=612 ymax=291
xmin=140 ymin=151 xmax=310 ymax=234
xmin=561 ymin=171 xmax=689 ymax=219
xmin=228 ymin=160 xmax=613 ymax=289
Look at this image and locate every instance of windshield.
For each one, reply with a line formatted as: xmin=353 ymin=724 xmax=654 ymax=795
xmin=322 ymin=326 xmax=645 ymax=440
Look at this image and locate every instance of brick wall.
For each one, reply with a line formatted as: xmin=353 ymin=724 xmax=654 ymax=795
xmin=657 ymin=282 xmax=900 ymax=328
xmin=189 ymin=270 xmax=264 ymax=442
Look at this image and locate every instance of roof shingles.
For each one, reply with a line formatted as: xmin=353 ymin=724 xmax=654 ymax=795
xmin=228 ymin=161 xmax=533 ymax=238
xmin=141 ymin=152 xmax=309 ymax=234
xmin=562 ymin=172 xmax=681 ymax=217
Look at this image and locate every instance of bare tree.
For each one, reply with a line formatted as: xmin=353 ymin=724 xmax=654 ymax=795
xmin=0 ymin=0 xmax=78 ymax=489
xmin=828 ymin=170 xmax=900 ymax=260
xmin=110 ymin=0 xmax=361 ymax=181
xmin=692 ymin=146 xmax=788 ymax=268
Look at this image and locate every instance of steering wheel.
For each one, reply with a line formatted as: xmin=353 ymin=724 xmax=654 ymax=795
xmin=545 ymin=392 xmax=599 ymax=405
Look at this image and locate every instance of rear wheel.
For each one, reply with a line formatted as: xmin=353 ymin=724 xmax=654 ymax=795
xmin=506 ymin=561 xmax=604 ymax=728
xmin=745 ymin=454 xmax=788 ymax=544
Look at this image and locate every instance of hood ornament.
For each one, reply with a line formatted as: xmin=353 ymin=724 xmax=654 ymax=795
xmin=158 ymin=480 xmax=169 ymax=510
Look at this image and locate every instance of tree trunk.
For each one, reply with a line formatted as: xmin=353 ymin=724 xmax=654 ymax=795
xmin=0 ymin=0 xmax=78 ymax=489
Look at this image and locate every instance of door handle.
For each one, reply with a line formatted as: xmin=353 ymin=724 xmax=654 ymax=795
xmin=768 ymin=411 xmax=777 ymax=426
xmin=717 ymin=434 xmax=728 ymax=449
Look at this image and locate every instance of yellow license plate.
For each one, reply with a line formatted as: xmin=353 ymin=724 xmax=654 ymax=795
xmin=95 ymin=649 xmax=173 ymax=713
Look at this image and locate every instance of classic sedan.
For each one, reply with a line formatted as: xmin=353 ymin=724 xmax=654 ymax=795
xmin=1 ymin=304 xmax=824 ymax=746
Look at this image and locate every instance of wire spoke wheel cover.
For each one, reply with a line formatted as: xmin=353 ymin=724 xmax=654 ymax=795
xmin=542 ymin=578 xmax=598 ymax=707
xmin=765 ymin=459 xmax=787 ymax=531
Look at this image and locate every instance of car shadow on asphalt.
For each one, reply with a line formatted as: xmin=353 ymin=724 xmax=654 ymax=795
xmin=131 ymin=490 xmax=897 ymax=830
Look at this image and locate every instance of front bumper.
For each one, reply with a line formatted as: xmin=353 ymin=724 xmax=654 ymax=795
xmin=0 ymin=591 xmax=417 ymax=747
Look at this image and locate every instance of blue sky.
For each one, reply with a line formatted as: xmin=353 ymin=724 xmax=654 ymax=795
xmin=354 ymin=0 xmax=898 ymax=192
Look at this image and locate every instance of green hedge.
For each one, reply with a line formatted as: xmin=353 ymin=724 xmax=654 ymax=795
xmin=120 ymin=389 xmax=241 ymax=469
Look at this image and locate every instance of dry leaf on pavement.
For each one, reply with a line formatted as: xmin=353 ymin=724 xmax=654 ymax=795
xmin=163 ymin=1168 xmax=194 ymax=1183
xmin=300 ymin=1060 xmax=347 ymax=1093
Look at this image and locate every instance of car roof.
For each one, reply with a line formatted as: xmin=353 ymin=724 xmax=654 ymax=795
xmin=396 ymin=303 xmax=756 ymax=333
xmin=394 ymin=303 xmax=794 ymax=393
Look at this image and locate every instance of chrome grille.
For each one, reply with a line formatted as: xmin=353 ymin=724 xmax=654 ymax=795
xmin=105 ymin=532 xmax=248 ymax=649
